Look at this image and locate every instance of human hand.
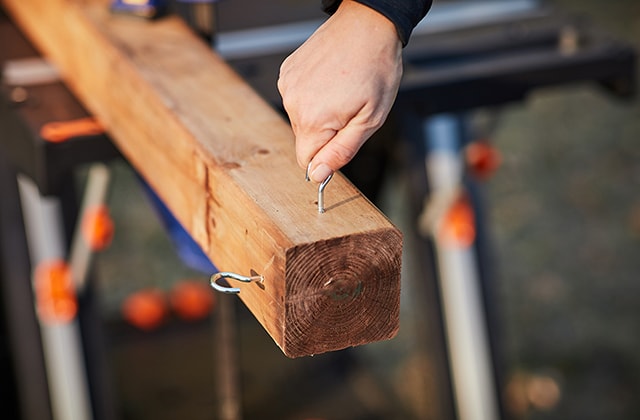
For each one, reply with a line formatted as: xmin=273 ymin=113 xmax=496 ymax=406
xmin=277 ymin=0 xmax=402 ymax=182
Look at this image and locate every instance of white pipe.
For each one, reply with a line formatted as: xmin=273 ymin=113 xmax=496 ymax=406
xmin=424 ymin=115 xmax=499 ymax=420
xmin=17 ymin=175 xmax=93 ymax=420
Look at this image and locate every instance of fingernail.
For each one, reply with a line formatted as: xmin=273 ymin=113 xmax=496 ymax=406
xmin=310 ymin=163 xmax=333 ymax=183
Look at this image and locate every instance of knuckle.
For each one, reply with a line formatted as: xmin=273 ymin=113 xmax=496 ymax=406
xmin=276 ymin=76 xmax=285 ymax=95
xmin=277 ymin=66 xmax=290 ymax=96
xmin=327 ymin=141 xmax=359 ymax=168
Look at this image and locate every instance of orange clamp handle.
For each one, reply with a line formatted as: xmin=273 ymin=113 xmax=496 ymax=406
xmin=465 ymin=140 xmax=501 ymax=180
xmin=121 ymin=289 xmax=167 ymax=331
xmin=40 ymin=117 xmax=104 ymax=143
xmin=170 ymin=280 xmax=215 ymax=322
xmin=439 ymin=194 xmax=476 ymax=248
xmin=34 ymin=260 xmax=77 ymax=324
xmin=81 ymin=205 xmax=114 ymax=251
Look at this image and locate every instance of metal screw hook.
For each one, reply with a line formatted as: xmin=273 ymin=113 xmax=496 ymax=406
xmin=210 ymin=271 xmax=264 ymax=294
xmin=306 ymin=163 xmax=333 ymax=214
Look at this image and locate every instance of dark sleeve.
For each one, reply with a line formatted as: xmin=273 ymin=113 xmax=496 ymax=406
xmin=321 ymin=0 xmax=432 ymax=46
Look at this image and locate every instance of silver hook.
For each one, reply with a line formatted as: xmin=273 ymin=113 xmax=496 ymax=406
xmin=306 ymin=163 xmax=333 ymax=214
xmin=210 ymin=271 xmax=264 ymax=294
xmin=318 ymin=173 xmax=333 ymax=213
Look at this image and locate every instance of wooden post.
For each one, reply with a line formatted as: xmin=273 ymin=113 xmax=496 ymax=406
xmin=2 ymin=0 xmax=402 ymax=357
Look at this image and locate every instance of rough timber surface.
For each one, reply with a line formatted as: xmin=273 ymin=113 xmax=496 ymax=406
xmin=1 ymin=0 xmax=402 ymax=357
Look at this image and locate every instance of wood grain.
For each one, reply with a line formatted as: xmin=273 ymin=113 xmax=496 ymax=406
xmin=2 ymin=0 xmax=402 ymax=357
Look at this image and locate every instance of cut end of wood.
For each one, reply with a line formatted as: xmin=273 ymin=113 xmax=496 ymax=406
xmin=282 ymin=227 xmax=402 ymax=358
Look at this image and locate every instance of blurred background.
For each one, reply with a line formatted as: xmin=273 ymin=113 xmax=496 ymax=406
xmin=2 ymin=0 xmax=639 ymax=419
xmin=487 ymin=1 xmax=640 ymax=419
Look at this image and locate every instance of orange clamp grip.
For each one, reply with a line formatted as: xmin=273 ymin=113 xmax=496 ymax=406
xmin=439 ymin=194 xmax=476 ymax=248
xmin=466 ymin=140 xmax=501 ymax=180
xmin=81 ymin=205 xmax=114 ymax=251
xmin=34 ymin=260 xmax=77 ymax=324
xmin=121 ymin=289 xmax=167 ymax=331
xmin=40 ymin=117 xmax=104 ymax=143
xmin=170 ymin=280 xmax=215 ymax=322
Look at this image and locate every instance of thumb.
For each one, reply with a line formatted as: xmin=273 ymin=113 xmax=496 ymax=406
xmin=307 ymin=125 xmax=370 ymax=183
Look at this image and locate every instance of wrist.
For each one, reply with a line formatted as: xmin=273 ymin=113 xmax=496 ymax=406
xmin=335 ymin=0 xmax=402 ymax=48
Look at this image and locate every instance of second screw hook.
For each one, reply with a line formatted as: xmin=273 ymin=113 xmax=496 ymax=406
xmin=210 ymin=271 xmax=264 ymax=294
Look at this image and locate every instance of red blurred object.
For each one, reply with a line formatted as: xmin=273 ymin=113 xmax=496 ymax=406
xmin=170 ymin=280 xmax=215 ymax=321
xmin=466 ymin=140 xmax=501 ymax=180
xmin=121 ymin=289 xmax=167 ymax=331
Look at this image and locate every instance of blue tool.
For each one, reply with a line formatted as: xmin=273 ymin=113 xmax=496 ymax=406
xmin=110 ymin=0 xmax=167 ymax=19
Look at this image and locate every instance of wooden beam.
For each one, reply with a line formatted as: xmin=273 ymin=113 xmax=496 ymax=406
xmin=2 ymin=0 xmax=402 ymax=357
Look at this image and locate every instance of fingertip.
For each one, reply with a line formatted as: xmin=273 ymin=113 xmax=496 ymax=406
xmin=309 ymin=163 xmax=334 ymax=183
xmin=310 ymin=127 xmax=367 ymax=176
